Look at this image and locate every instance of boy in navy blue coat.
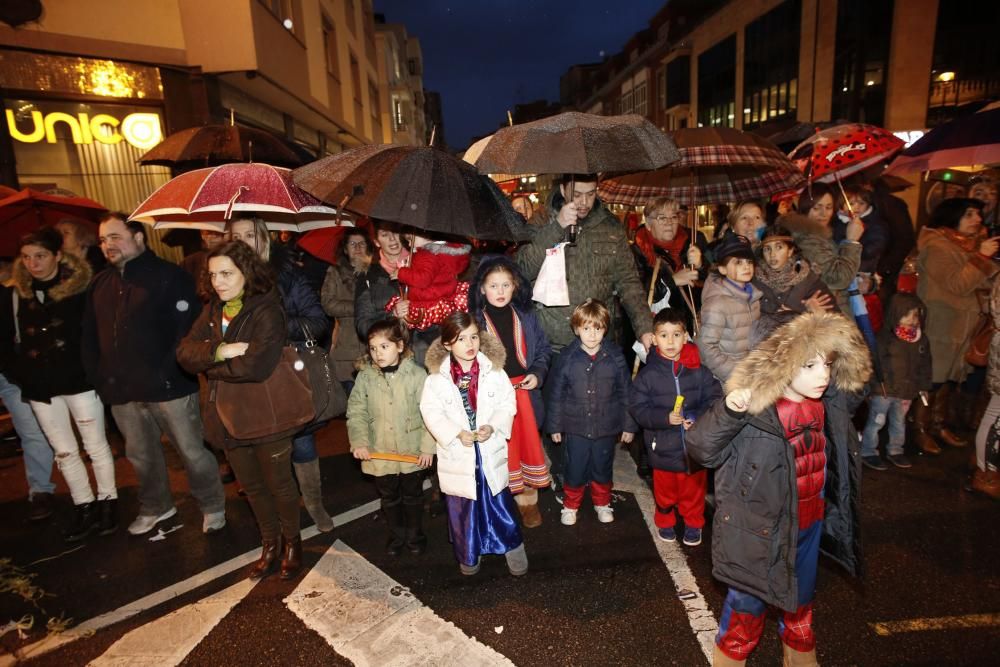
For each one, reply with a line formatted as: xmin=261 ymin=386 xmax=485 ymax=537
xmin=630 ymin=309 xmax=721 ymax=546
xmin=545 ymin=299 xmax=635 ymax=526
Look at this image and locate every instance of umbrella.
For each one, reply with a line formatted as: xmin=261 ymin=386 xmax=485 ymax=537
xmin=129 ymin=163 xmax=341 ymax=232
xmin=292 ymin=144 xmax=530 ymax=242
xmin=885 ymin=107 xmax=1000 ymax=175
xmin=472 ymin=111 xmax=680 ymax=175
xmin=789 ymin=123 xmax=904 ymax=183
xmin=753 ymin=119 xmax=850 ymax=152
xmin=138 ymin=125 xmax=303 ymax=168
xmin=297 ymin=218 xmax=368 ymax=264
xmin=462 ymin=134 xmax=495 ymax=166
xmin=0 ymin=189 xmax=106 ymax=256
xmin=598 ymin=127 xmax=806 ymax=206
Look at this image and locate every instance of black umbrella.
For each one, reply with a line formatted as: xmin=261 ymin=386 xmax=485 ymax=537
xmin=292 ymin=144 xmax=530 ymax=241
xmin=139 ymin=125 xmax=303 ymax=168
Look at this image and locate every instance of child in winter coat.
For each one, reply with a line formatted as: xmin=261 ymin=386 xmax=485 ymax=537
xmin=386 ymin=232 xmax=471 ymax=331
xmin=698 ymin=232 xmax=763 ymax=381
xmin=469 ymin=256 xmax=552 ymax=528
xmin=419 ymin=311 xmax=528 ymax=576
xmin=629 ymin=309 xmax=721 ymax=547
xmin=545 ymin=299 xmax=635 ymax=526
xmin=687 ymin=312 xmax=871 ymax=667
xmin=347 ymin=318 xmax=435 ymax=556
xmin=860 ymin=292 xmax=933 ymax=470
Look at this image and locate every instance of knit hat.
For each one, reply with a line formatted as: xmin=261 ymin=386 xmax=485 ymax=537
xmin=715 ymin=231 xmax=755 ymax=263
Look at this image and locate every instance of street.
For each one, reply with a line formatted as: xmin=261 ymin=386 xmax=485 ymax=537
xmin=0 ymin=419 xmax=997 ymax=666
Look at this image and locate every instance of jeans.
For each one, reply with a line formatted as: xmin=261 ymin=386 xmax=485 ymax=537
xmin=291 ymin=432 xmax=317 ymax=464
xmin=0 ymin=373 xmax=55 ymax=496
xmin=226 ymin=439 xmax=300 ymax=541
xmin=861 ymin=395 xmax=911 ymax=458
xmin=111 ymin=393 xmax=225 ymax=517
xmin=30 ymin=390 xmax=116 ymax=505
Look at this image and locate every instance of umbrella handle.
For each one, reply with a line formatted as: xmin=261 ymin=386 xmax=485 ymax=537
xmin=835 ymin=174 xmax=855 ymax=218
xmin=224 ymin=186 xmax=249 ymax=220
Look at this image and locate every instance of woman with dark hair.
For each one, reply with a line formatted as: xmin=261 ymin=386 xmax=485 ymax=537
xmin=321 ymin=228 xmax=374 ymax=392
xmin=178 ymin=241 xmax=302 ymax=580
xmin=9 ymin=227 xmax=117 ymax=542
xmin=917 ymin=198 xmax=1000 ymax=448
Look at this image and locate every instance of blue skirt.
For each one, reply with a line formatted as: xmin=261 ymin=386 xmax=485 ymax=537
xmin=444 ymin=442 xmax=523 ymax=567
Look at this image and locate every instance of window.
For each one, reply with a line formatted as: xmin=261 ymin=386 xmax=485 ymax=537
xmin=407 ymin=58 xmax=420 ymax=76
xmin=345 ymin=0 xmax=357 ymax=35
xmin=350 ymin=51 xmax=361 ymax=102
xmin=697 ymin=36 xmax=736 ymax=127
xmin=368 ymin=79 xmax=380 ymax=119
xmin=321 ymin=14 xmax=338 ymax=77
xmin=392 ymin=96 xmax=407 ymax=131
xmin=621 ymin=89 xmax=634 ymax=114
xmin=831 ymin=0 xmax=893 ymax=126
xmin=657 ymin=66 xmax=666 ymax=110
xmin=259 ymin=0 xmax=300 ymax=38
xmin=666 ymin=56 xmax=690 ymax=108
xmin=634 ymin=82 xmax=648 ymax=116
xmin=742 ymin=0 xmax=800 ymax=129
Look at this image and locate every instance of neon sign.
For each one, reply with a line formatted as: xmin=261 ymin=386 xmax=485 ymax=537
xmin=5 ymin=109 xmax=163 ymax=150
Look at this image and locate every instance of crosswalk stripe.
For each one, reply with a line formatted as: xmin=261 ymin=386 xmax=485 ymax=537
xmin=870 ymin=613 xmax=1000 ymax=636
xmin=88 ymin=578 xmax=257 ymax=666
xmin=285 ymin=540 xmax=514 ymax=666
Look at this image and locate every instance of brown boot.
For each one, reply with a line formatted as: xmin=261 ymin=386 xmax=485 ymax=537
xmin=515 ymin=488 xmax=543 ymax=528
xmin=279 ymin=535 xmax=302 ymax=580
xmin=930 ymin=385 xmax=968 ymax=447
xmin=971 ymin=469 xmax=1000 ymax=501
xmin=910 ymin=400 xmax=941 ymax=455
xmin=712 ymin=644 xmax=746 ymax=666
xmin=249 ymin=538 xmax=281 ymax=580
xmin=782 ymin=643 xmax=819 ymax=666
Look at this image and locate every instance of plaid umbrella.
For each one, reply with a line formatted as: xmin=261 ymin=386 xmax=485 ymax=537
xmin=598 ymin=127 xmax=805 ymax=206
xmin=139 ymin=125 xmax=303 ymax=168
xmin=789 ymin=123 xmax=904 ymax=183
xmin=292 ymin=144 xmax=530 ymax=242
xmin=129 ymin=163 xmax=340 ymax=232
xmin=472 ymin=111 xmax=680 ymax=175
xmin=0 ymin=189 xmax=106 ymax=256
xmin=885 ymin=107 xmax=1000 ymax=175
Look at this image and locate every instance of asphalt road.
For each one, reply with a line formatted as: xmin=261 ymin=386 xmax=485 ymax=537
xmin=0 ymin=418 xmax=998 ymax=666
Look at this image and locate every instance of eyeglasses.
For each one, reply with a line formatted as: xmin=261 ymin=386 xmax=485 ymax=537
xmin=652 ymin=214 xmax=680 ymax=223
xmin=346 ymin=241 xmax=367 ymax=248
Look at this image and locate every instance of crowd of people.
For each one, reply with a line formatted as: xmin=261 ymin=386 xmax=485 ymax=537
xmin=1 ymin=168 xmax=998 ymax=666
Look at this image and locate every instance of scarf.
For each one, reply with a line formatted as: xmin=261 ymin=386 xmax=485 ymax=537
xmin=938 ymin=227 xmax=985 ymax=254
xmin=754 ymin=257 xmax=810 ymax=294
xmin=450 ymin=355 xmax=480 ymax=415
xmin=636 ymin=225 xmax=689 ymax=270
xmin=894 ymin=324 xmax=921 ymax=343
xmin=379 ymin=248 xmax=411 ymax=276
xmin=222 ymin=292 xmax=244 ymax=320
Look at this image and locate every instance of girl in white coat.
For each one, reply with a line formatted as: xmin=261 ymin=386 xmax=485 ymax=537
xmin=420 ymin=311 xmax=528 ymax=576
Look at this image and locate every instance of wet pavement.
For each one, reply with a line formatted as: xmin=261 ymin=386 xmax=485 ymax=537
xmin=0 ymin=419 xmax=998 ymax=665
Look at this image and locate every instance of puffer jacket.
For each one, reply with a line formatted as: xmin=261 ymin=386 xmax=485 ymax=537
xmin=697 ymin=273 xmax=763 ymax=381
xmin=420 ymin=331 xmax=516 ymax=500
xmin=687 ymin=312 xmax=871 ymax=612
xmin=989 ymin=276 xmax=1000 ymax=396
xmin=321 ymin=259 xmax=366 ymax=382
xmin=917 ymin=226 xmax=998 ymax=383
xmin=876 ymin=292 xmax=932 ymax=399
xmin=347 ymin=354 xmax=435 ymax=475
xmin=516 ymin=191 xmax=653 ymax=349
xmin=780 ymin=213 xmax=862 ymax=314
xmin=544 ymin=337 xmax=635 ymax=439
xmin=397 ymin=241 xmax=471 ymax=305
xmin=629 ymin=343 xmax=721 ymax=472
xmin=7 ymin=253 xmax=93 ymax=402
xmin=273 ymin=249 xmax=329 ymax=344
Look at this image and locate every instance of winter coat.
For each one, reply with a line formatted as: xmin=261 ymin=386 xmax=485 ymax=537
xmin=420 ymin=331 xmax=516 ymax=500
xmin=917 ymin=227 xmax=999 ymax=383
xmin=753 ymin=256 xmax=834 ymax=344
xmin=274 ymin=253 xmax=329 ymax=345
xmin=876 ymin=292 xmax=933 ymax=399
xmin=687 ymin=312 xmax=871 ymax=612
xmin=697 ymin=273 xmax=763 ymax=381
xmin=176 ymin=288 xmax=287 ymax=449
xmin=354 ymin=261 xmax=398 ymax=340
xmin=397 ymin=241 xmax=471 ymax=306
xmin=631 ymin=225 xmax=709 ymax=331
xmin=872 ymin=187 xmax=916 ymax=283
xmin=321 ymin=260 xmax=366 ymax=382
xmin=544 ymin=337 xmax=635 ymax=439
xmin=82 ymin=250 xmax=202 ymax=405
xmin=629 ymin=343 xmax=722 ymax=472
xmin=469 ymin=255 xmax=553 ymax=424
xmin=7 ymin=253 xmax=93 ymax=402
xmin=347 ymin=354 xmax=435 ymax=475
xmin=781 ymin=214 xmax=862 ymax=315
xmin=833 ymin=208 xmax=890 ymax=274
xmin=516 ymin=191 xmax=653 ymax=349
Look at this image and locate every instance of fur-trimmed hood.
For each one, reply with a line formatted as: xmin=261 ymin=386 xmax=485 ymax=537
xmin=12 ymin=251 xmax=92 ymax=302
xmin=467 ymin=254 xmax=534 ymax=313
xmin=418 ymin=241 xmax=472 ymax=257
xmin=424 ymin=329 xmax=507 ymax=374
xmin=725 ymin=312 xmax=871 ymax=414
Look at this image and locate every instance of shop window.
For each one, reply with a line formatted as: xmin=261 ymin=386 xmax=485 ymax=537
xmin=697 ymin=36 xmax=736 ymax=127
xmin=742 ymin=0 xmax=800 ymax=129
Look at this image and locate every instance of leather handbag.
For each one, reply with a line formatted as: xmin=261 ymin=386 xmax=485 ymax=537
xmin=296 ymin=322 xmax=347 ymax=429
xmin=965 ymin=314 xmax=995 ymax=367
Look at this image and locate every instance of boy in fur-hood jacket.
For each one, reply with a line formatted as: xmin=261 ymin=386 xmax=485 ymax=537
xmin=686 ymin=312 xmax=871 ymax=666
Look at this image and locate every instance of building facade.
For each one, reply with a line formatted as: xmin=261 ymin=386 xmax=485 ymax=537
xmin=374 ymin=16 xmax=428 ymax=146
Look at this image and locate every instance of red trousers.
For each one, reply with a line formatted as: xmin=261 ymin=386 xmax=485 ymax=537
xmin=563 ymin=480 xmax=612 ymax=509
xmin=652 ymin=469 xmax=707 ymax=529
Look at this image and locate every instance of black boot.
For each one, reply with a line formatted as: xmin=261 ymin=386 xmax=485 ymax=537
xmin=382 ymin=502 xmax=406 ymax=556
xmin=97 ymin=498 xmax=118 ymax=536
xmin=248 ymin=537 xmax=282 ymax=580
xmin=64 ymin=502 xmax=98 ymax=543
xmin=403 ymin=502 xmax=427 ymax=555
xmin=279 ymin=535 xmax=302 ymax=580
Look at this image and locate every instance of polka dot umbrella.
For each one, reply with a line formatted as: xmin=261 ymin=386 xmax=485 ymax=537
xmin=789 ymin=123 xmax=904 ymax=184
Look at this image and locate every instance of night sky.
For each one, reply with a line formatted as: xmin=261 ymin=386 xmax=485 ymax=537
xmin=374 ymin=0 xmax=667 ymax=151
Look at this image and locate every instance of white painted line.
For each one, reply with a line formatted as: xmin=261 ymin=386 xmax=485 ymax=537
xmin=614 ymin=448 xmax=716 ymax=664
xmin=4 ymin=499 xmax=381 ymax=666
xmin=870 ymin=612 xmax=1000 ymax=636
xmin=88 ymin=578 xmax=257 ymax=667
xmin=285 ymin=540 xmax=513 ymax=666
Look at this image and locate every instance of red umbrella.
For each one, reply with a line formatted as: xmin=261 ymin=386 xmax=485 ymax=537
xmin=0 ymin=189 xmax=106 ymax=256
xmin=138 ymin=125 xmax=303 ymax=168
xmin=129 ymin=163 xmax=341 ymax=232
xmin=297 ymin=217 xmax=369 ymax=264
xmin=789 ymin=123 xmax=904 ymax=183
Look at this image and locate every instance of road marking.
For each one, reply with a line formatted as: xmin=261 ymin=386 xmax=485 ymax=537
xmin=4 ymin=499 xmax=381 ymax=666
xmin=88 ymin=578 xmax=257 ymax=666
xmin=285 ymin=540 xmax=514 ymax=666
xmin=614 ymin=449 xmax=716 ymax=664
xmin=870 ymin=613 xmax=1000 ymax=636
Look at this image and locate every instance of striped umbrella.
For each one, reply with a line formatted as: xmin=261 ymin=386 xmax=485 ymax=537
xmin=886 ymin=107 xmax=1000 ymax=175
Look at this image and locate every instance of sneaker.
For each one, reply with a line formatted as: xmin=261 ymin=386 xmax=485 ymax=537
xmin=658 ymin=527 xmax=677 ymax=542
xmin=505 ymin=544 xmax=529 ymax=576
xmin=459 ymin=559 xmax=481 ymax=576
xmin=128 ymin=507 xmax=178 ymax=536
xmin=861 ymin=455 xmax=888 ymax=471
xmin=594 ymin=504 xmax=614 ymax=523
xmin=886 ymin=454 xmax=913 ymax=469
xmin=560 ymin=508 xmax=578 ymax=525
xmin=682 ymin=527 xmax=703 ymax=546
xmin=202 ymin=511 xmax=226 ymax=534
